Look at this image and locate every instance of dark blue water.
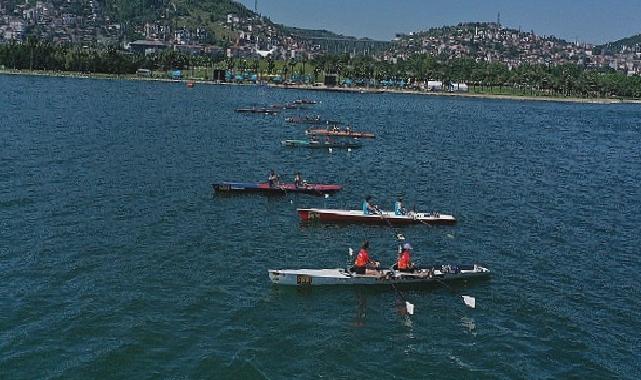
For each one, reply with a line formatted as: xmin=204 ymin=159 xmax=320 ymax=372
xmin=2 ymin=75 xmax=641 ymax=379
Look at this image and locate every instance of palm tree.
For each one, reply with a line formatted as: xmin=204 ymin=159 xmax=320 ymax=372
xmin=313 ymin=63 xmax=322 ymax=83
xmin=267 ymin=55 xmax=275 ymax=75
xmin=301 ymin=56 xmax=308 ymax=83
xmin=288 ymin=58 xmax=296 ymax=82
xmin=225 ymin=57 xmax=235 ymax=71
xmin=253 ymin=58 xmax=260 ymax=81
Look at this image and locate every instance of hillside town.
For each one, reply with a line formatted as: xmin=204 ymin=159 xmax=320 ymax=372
xmin=388 ymin=22 xmax=641 ymax=76
xmin=0 ymin=0 xmax=379 ymax=60
xmin=0 ymin=0 xmax=121 ymax=44
xmin=1 ymin=1 xmax=641 ymax=76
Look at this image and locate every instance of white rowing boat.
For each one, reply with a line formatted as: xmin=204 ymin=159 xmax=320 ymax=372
xmin=297 ymin=208 xmax=456 ymax=225
xmin=268 ymin=264 xmax=490 ymax=286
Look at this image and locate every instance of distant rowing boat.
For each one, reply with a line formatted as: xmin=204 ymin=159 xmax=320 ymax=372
xmin=293 ymin=99 xmax=318 ymax=105
xmin=269 ymin=264 xmax=490 ymax=286
xmin=235 ymin=107 xmax=280 ymax=114
xmin=285 ymin=115 xmax=340 ymax=125
xmin=270 ymin=103 xmax=298 ymax=110
xmin=212 ymin=182 xmax=342 ymax=195
xmin=306 ymin=128 xmax=375 ymax=139
xmin=297 ymin=208 xmax=456 ymax=225
xmin=281 ymin=139 xmax=362 ymax=149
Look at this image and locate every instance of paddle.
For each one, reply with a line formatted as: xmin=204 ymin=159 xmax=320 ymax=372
xmin=347 ymin=241 xmax=414 ymax=315
xmin=371 ymin=206 xmax=397 ymax=231
xmin=368 ymin=208 xmax=417 ymax=315
xmin=435 ymin=278 xmax=477 ymax=309
xmin=388 ymin=195 xmax=478 ymax=312
xmin=391 ymin=283 xmax=415 ymax=315
xmin=370 ymin=204 xmax=474 ymax=312
xmin=300 ymin=182 xmax=331 ymax=198
xmin=346 ymin=248 xmax=355 ymax=273
xmin=278 ymin=184 xmax=287 ymax=195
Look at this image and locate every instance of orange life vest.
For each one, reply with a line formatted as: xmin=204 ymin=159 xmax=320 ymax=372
xmin=397 ymin=250 xmax=411 ymax=269
xmin=354 ymin=249 xmax=369 ymax=267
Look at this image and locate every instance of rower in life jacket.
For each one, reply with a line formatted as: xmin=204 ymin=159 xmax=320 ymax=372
xmin=351 ymin=240 xmax=379 ymax=274
xmin=395 ymin=243 xmax=414 ymax=273
xmin=394 ymin=197 xmax=407 ymax=215
xmin=293 ymin=172 xmax=305 ymax=188
xmin=268 ymin=169 xmax=280 ymax=188
xmin=362 ymin=195 xmax=378 ymax=215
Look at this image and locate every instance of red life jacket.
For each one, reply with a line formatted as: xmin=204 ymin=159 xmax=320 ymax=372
xmin=354 ymin=249 xmax=369 ymax=267
xmin=397 ymin=250 xmax=411 ymax=269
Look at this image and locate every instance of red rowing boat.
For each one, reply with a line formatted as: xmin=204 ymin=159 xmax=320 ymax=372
xmin=306 ymin=128 xmax=375 ymax=139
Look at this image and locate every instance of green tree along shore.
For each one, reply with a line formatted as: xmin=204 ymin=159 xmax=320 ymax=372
xmin=2 ymin=41 xmax=640 ymax=99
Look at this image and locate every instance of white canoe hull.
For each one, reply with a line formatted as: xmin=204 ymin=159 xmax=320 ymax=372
xmin=297 ymin=208 xmax=456 ymax=225
xmin=268 ymin=265 xmax=490 ymax=286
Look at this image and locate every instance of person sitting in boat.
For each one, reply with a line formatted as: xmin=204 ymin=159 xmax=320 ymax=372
xmin=394 ymin=243 xmax=415 ymax=273
xmin=268 ymin=169 xmax=280 ymax=188
xmin=294 ymin=172 xmax=304 ymax=188
xmin=362 ymin=195 xmax=378 ymax=215
xmin=394 ymin=197 xmax=407 ymax=215
xmin=351 ymin=241 xmax=379 ymax=274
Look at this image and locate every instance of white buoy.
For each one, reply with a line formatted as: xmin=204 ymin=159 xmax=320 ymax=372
xmin=324 ymin=193 xmax=329 ymax=199
xmin=328 ymin=148 xmax=333 ymax=153
xmin=348 ymin=148 xmax=352 ymax=152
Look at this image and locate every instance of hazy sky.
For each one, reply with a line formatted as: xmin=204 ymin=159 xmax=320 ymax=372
xmin=237 ymin=0 xmax=641 ymax=44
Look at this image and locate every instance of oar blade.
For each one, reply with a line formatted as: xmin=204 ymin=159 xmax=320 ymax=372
xmin=405 ymin=301 xmax=415 ymax=315
xmin=462 ymin=296 xmax=476 ymax=309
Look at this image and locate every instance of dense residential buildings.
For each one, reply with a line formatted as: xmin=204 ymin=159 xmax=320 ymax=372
xmin=0 ymin=2 xmax=640 ymax=76
xmin=0 ymin=0 xmax=119 ymax=44
xmin=0 ymin=0 xmax=377 ymax=60
xmin=387 ymin=22 xmax=641 ymax=76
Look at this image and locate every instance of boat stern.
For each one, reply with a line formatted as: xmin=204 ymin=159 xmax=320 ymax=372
xmin=297 ymin=208 xmax=311 ymax=221
xmin=212 ymin=183 xmax=229 ymax=192
xmin=442 ymin=214 xmax=457 ymax=224
xmin=267 ymin=269 xmax=313 ymax=286
xmin=268 ymin=270 xmax=282 ymax=284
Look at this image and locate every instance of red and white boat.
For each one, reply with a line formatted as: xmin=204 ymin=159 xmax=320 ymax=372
xmin=297 ymin=208 xmax=456 ymax=225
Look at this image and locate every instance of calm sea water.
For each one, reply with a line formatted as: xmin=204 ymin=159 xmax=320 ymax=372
xmin=1 ymin=75 xmax=640 ymax=379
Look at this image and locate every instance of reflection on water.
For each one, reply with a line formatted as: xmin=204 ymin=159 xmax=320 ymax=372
xmin=354 ymin=289 xmax=368 ymax=327
xmin=460 ymin=316 xmax=477 ymax=336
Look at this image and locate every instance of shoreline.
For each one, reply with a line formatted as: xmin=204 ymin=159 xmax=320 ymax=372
xmin=269 ymin=84 xmax=641 ymax=105
xmin=2 ymin=69 xmax=640 ymax=105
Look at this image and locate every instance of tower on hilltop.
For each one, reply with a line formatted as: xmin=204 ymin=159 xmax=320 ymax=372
xmin=497 ymin=12 xmax=501 ymax=27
